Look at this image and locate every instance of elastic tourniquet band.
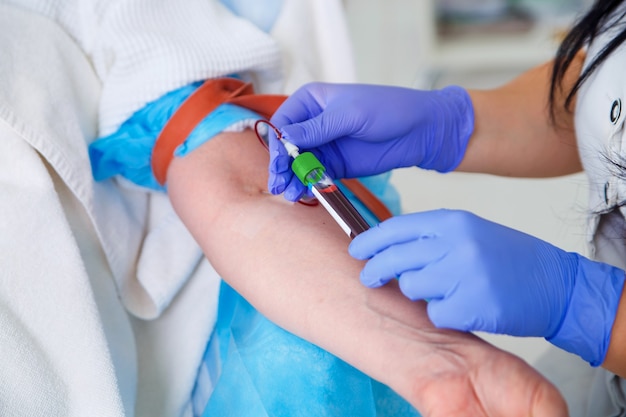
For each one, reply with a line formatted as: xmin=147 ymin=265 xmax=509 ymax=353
xmin=151 ymin=77 xmax=393 ymax=222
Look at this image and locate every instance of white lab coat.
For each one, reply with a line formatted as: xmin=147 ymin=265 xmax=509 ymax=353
xmin=534 ymin=11 xmax=626 ymax=417
xmin=0 ymin=1 xmax=355 ymax=416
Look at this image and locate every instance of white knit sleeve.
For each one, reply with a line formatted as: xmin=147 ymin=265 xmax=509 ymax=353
xmin=3 ymin=0 xmax=354 ymax=136
xmin=93 ymin=0 xmax=282 ymax=136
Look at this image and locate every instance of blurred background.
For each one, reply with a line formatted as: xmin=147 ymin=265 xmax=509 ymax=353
xmin=343 ymin=0 xmax=593 ymax=366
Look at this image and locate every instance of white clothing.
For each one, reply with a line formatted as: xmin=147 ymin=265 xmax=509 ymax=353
xmin=3 ymin=0 xmax=355 ymax=137
xmin=0 ymin=1 xmax=356 ymax=416
xmin=535 ymin=9 xmax=626 ymax=416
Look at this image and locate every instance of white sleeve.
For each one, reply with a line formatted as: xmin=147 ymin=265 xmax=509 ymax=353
xmin=93 ymin=0 xmax=358 ymax=136
xmin=93 ymin=0 xmax=283 ymax=136
xmin=2 ymin=0 xmax=356 ymax=136
xmin=1 ymin=0 xmax=282 ymax=135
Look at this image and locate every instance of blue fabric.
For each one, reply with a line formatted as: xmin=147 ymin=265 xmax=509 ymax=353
xmin=197 ymin=281 xmax=421 ymax=417
xmin=89 ymin=81 xmax=260 ymax=191
xmin=174 ymin=103 xmax=260 ymax=157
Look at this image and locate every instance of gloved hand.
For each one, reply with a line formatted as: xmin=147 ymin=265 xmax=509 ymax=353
xmin=348 ymin=209 xmax=625 ymax=366
xmin=268 ymin=82 xmax=474 ymax=201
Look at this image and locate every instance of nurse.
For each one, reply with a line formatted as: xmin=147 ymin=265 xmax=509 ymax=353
xmin=268 ymin=1 xmax=626 ymax=414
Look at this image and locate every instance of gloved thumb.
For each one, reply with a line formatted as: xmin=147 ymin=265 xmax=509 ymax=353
xmin=427 ymin=299 xmax=478 ymax=333
xmin=280 ymin=112 xmax=356 ymax=150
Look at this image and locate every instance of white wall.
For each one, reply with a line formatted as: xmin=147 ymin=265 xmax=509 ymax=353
xmin=343 ymin=0 xmax=590 ymax=365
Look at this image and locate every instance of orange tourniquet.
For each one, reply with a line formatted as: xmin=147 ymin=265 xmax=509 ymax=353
xmin=151 ymin=77 xmax=392 ymax=222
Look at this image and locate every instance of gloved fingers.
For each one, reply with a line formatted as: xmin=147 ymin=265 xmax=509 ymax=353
xmin=421 ymin=255 xmax=537 ymax=335
xmin=266 ymin=126 xmax=315 ymax=201
xmin=268 ymin=149 xmax=293 ymax=195
xmin=268 ymin=146 xmax=290 ymax=172
xmin=396 ymin=260 xmax=484 ymax=332
xmin=349 ymin=211 xmax=445 ymax=260
xmin=270 ymin=83 xmax=326 ymax=127
xmin=279 ymin=114 xmax=351 ymax=150
xmin=266 ymin=122 xmax=295 ymax=194
xmin=358 ymin=238 xmax=449 ymax=288
xmin=426 ymin=297 xmax=493 ymax=333
xmin=266 ymin=124 xmax=286 ymax=157
xmin=425 ymin=299 xmax=467 ymax=331
xmin=396 ymin=268 xmax=448 ymax=301
xmin=271 ymin=84 xmax=360 ymax=149
xmin=360 ymin=274 xmax=395 ymax=289
xmin=267 ymin=171 xmax=289 ymax=195
xmin=283 ymin=175 xmax=307 ymax=202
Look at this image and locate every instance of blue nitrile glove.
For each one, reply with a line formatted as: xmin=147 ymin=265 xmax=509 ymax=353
xmin=268 ymin=82 xmax=474 ymax=201
xmin=348 ymin=209 xmax=626 ymax=366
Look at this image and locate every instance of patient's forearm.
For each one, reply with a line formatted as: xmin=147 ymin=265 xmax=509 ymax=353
xmin=166 ymin=130 xmax=418 ymax=377
xmin=166 ymin=130 xmax=566 ymax=416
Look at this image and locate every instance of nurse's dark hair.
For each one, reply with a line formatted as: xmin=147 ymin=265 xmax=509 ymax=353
xmin=550 ymin=0 xmax=626 ymax=116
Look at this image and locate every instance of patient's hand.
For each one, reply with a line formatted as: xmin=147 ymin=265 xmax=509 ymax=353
xmin=365 ymin=284 xmax=567 ymax=417
xmin=167 ymin=131 xmax=567 ymax=417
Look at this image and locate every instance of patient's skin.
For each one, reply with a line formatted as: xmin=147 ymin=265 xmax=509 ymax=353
xmin=167 ymin=130 xmax=567 ymax=417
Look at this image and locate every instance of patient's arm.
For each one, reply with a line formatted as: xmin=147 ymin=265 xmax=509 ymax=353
xmin=166 ymin=130 xmax=567 ymax=417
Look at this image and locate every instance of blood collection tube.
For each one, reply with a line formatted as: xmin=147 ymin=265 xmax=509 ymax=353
xmin=290 ymin=149 xmax=370 ymax=239
xmin=254 ymin=120 xmax=371 ymax=239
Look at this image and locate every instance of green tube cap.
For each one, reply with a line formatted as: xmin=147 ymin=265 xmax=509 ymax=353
xmin=291 ymin=152 xmax=325 ymax=186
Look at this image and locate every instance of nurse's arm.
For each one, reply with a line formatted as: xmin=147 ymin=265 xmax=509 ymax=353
xmin=459 ymin=51 xmax=585 ymax=178
xmin=166 ymin=129 xmax=567 ymax=417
